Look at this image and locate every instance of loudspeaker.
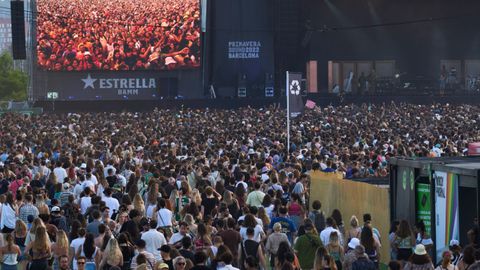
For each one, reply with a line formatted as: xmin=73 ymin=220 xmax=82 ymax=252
xmin=10 ymin=1 xmax=26 ymax=60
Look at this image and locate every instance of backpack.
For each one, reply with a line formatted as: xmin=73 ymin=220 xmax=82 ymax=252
xmin=309 ymin=210 xmax=326 ymax=233
xmin=85 ymin=261 xmax=96 ymax=270
xmin=352 ymin=257 xmax=376 ymax=270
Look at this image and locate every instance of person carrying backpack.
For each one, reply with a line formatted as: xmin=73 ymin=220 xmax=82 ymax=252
xmin=309 ymin=200 xmax=326 ymax=233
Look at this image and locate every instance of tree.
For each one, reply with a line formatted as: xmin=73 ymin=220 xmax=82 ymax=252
xmin=0 ymin=52 xmax=28 ymax=101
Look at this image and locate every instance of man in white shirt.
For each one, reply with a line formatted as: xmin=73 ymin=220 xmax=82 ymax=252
xmin=102 ymin=188 xmax=119 ymax=218
xmin=246 ymin=182 xmax=265 ymax=208
xmin=53 ymin=161 xmax=67 ymax=184
xmin=320 ymin=217 xmax=344 ymax=246
xmin=70 ymin=228 xmax=86 ymax=270
xmin=141 ymin=220 xmax=167 ymax=261
xmin=235 ymin=174 xmax=248 ymax=192
xmin=156 ymin=199 xmax=173 ymax=228
xmin=103 ymin=162 xmax=116 ymax=178
xmin=168 ymin=222 xmax=191 ymax=247
xmin=79 ymin=188 xmax=93 ymax=215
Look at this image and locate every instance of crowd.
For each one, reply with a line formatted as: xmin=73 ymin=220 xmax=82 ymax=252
xmin=0 ymin=103 xmax=479 ymax=270
xmin=37 ymin=0 xmax=201 ymax=71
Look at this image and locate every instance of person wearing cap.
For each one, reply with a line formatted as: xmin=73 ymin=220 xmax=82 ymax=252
xmin=50 ymin=206 xmax=68 ymax=232
xmin=351 ymin=244 xmax=376 ymax=270
xmin=266 ymin=222 xmax=289 ymax=269
xmin=403 ymin=244 xmax=434 ymax=270
xmin=344 ymin=238 xmax=360 ymax=270
xmin=448 ymin=240 xmax=462 ymax=266
xmin=294 ymin=222 xmax=323 ymax=270
xmin=156 ymin=262 xmax=170 ymax=270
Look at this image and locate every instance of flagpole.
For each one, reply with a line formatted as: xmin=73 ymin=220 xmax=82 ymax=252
xmin=286 ymin=71 xmax=290 ymax=154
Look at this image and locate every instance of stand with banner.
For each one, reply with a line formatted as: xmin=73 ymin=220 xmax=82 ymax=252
xmin=286 ymin=72 xmax=304 ymax=151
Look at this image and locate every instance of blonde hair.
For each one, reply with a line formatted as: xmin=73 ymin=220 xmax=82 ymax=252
xmin=56 ymin=230 xmax=69 ymax=251
xmin=30 ymin=218 xmax=45 ymax=235
xmin=184 ymin=214 xmax=195 ymax=226
xmin=133 ymin=194 xmax=145 ymax=215
xmin=350 ymin=215 xmax=359 ymax=228
xmin=191 ymin=189 xmax=202 ymax=205
xmin=15 ymin=219 xmax=27 ymax=235
xmin=105 ymin=238 xmax=122 ymax=265
xmin=33 ymin=226 xmax=49 ymax=253
xmin=328 ymin=231 xmax=340 ymax=247
xmin=258 ymin=207 xmax=270 ymax=227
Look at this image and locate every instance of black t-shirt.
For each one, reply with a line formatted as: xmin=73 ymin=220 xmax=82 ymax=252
xmin=106 ymin=175 xmax=118 ymax=188
xmin=201 ymin=197 xmax=219 ymax=217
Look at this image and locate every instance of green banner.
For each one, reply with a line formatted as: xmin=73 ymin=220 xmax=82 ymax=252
xmin=416 ymin=183 xmax=432 ymax=235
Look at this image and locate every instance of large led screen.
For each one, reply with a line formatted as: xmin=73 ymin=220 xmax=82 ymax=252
xmin=36 ymin=0 xmax=201 ymax=71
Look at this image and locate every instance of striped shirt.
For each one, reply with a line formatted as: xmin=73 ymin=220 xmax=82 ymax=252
xmin=19 ymin=203 xmax=39 ymax=224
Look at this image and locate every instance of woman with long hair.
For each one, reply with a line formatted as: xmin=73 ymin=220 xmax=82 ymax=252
xmin=223 ymin=190 xmax=239 ymax=219
xmin=194 ymin=222 xmax=212 ymax=252
xmin=0 ymin=234 xmax=22 ymax=270
xmin=76 ymin=233 xmax=100 ymax=269
xmin=133 ymin=194 xmax=145 ymax=216
xmin=51 ymin=230 xmax=70 ymax=270
xmin=360 ymin=226 xmax=381 ymax=269
xmin=393 ymin=220 xmax=415 ymax=262
xmin=117 ymin=233 xmax=135 ymax=270
xmin=1 ymin=192 xmax=18 ymax=233
xmin=13 ymin=219 xmax=28 ymax=269
xmin=69 ymin=220 xmax=82 ymax=242
xmin=276 ymin=241 xmax=300 ymax=270
xmin=257 ymin=207 xmax=271 ymax=232
xmin=25 ymin=226 xmax=51 ymax=270
xmin=99 ymin=238 xmax=124 ymax=269
xmin=35 ymin=193 xmax=50 ymax=216
xmin=240 ymin=214 xmax=265 ymax=242
xmin=326 ymin=231 xmax=344 ymax=270
xmin=313 ymin=247 xmax=337 ymax=270
xmin=435 ymin=251 xmax=458 ymax=270
xmin=389 ymin=220 xmax=400 ymax=260
xmin=145 ymin=183 xmax=158 ymax=219
xmin=25 ymin=218 xmax=46 ymax=245
xmin=331 ymin=209 xmax=345 ymax=238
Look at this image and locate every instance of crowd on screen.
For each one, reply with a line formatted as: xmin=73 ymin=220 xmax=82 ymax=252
xmin=36 ymin=0 xmax=201 ymax=71
xmin=0 ymin=103 xmax=479 ymax=270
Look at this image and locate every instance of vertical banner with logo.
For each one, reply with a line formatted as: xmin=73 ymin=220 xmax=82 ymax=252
xmin=286 ymin=72 xmax=303 ymax=152
xmin=287 ymin=72 xmax=304 ymax=118
xmin=434 ymin=171 xmax=459 ymax=261
xmin=416 ymin=183 xmax=432 ymax=235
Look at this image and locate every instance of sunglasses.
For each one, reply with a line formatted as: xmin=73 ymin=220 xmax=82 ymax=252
xmin=177 ymin=262 xmax=186 ymax=266
xmin=77 ymin=262 xmax=85 ymax=265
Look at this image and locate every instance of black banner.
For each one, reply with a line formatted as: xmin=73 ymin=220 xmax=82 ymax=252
xmin=211 ymin=0 xmax=274 ymax=94
xmin=287 ymin=72 xmax=304 ymax=118
xmin=39 ymin=71 xmax=163 ymax=100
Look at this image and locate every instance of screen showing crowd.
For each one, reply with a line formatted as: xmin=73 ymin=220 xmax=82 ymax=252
xmin=36 ymin=0 xmax=201 ymax=71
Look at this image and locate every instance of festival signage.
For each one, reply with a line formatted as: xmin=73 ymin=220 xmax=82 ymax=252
xmin=416 ymin=183 xmax=432 ymax=235
xmin=434 ymin=171 xmax=459 ymax=262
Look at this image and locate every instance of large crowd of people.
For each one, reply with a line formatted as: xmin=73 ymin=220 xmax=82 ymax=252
xmin=36 ymin=0 xmax=201 ymax=71
xmin=0 ymin=103 xmax=479 ymax=270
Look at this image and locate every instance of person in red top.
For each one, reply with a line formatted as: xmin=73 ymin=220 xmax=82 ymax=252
xmin=9 ymin=175 xmax=24 ymax=195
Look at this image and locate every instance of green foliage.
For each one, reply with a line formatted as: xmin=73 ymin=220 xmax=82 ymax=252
xmin=0 ymin=52 xmax=28 ymax=101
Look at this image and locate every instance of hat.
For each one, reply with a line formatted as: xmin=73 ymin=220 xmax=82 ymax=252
xmin=414 ymin=244 xmax=427 ymax=255
xmin=157 ymin=263 xmax=169 ymax=269
xmin=136 ymin=146 xmax=144 ymax=152
xmin=63 ymin=183 xmax=70 ymax=191
xmin=80 ymin=163 xmax=87 ymax=169
xmin=348 ymin=238 xmax=360 ymax=249
xmin=248 ymin=149 xmax=255 ymax=155
xmin=261 ymin=166 xmax=269 ymax=174
xmin=51 ymin=206 xmax=61 ymax=212
xmin=261 ymin=174 xmax=270 ymax=182
xmin=158 ymin=245 xmax=171 ymax=253
xmin=449 ymin=239 xmax=460 ymax=247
